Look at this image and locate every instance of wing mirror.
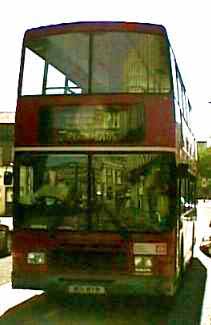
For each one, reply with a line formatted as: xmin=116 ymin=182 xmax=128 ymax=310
xmin=4 ymin=171 xmax=13 ymax=185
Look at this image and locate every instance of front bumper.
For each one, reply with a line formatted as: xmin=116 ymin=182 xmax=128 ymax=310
xmin=12 ymin=271 xmax=176 ymax=296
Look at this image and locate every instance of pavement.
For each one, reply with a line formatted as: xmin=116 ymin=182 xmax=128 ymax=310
xmin=167 ymin=257 xmax=207 ymax=324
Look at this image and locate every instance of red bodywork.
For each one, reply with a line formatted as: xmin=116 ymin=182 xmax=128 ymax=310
xmin=15 ymin=94 xmax=175 ymax=148
xmin=12 ymin=229 xmax=177 ymax=294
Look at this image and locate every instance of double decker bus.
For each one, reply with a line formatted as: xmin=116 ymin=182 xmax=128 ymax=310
xmin=12 ymin=21 xmax=197 ymax=296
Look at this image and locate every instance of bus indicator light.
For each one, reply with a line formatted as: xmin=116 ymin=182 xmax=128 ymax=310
xmin=27 ymin=252 xmax=46 ymax=264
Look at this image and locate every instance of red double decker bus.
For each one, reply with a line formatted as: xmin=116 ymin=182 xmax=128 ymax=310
xmin=12 ymin=21 xmax=197 ymax=296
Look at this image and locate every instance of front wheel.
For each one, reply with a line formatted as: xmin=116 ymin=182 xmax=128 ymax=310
xmin=191 ymin=223 xmax=196 ymax=258
xmin=2 ymin=231 xmax=11 ymax=256
xmin=179 ymin=237 xmax=185 ymax=286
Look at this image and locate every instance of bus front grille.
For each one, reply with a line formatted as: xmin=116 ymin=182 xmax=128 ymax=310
xmin=49 ymin=248 xmax=128 ymax=272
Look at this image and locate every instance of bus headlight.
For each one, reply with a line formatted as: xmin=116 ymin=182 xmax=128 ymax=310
xmin=27 ymin=252 xmax=46 ymax=264
xmin=134 ymin=256 xmax=153 ymax=273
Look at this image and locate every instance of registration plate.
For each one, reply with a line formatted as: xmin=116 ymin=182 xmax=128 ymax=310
xmin=68 ymin=285 xmax=106 ymax=295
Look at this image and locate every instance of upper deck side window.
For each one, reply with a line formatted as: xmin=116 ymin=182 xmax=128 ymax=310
xmin=21 ymin=31 xmax=171 ymax=96
xmin=169 ymin=47 xmax=192 ymax=128
xmin=22 ymin=33 xmax=88 ymax=96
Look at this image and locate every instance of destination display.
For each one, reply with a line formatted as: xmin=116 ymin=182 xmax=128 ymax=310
xmin=39 ymin=104 xmax=145 ymax=145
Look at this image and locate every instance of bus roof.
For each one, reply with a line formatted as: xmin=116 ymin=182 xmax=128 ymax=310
xmin=24 ymin=21 xmax=167 ymax=42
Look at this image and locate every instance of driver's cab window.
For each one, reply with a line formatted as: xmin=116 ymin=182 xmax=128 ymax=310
xmin=19 ymin=166 xmax=34 ymax=204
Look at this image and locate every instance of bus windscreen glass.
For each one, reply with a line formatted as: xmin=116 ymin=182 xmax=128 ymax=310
xmin=22 ymin=32 xmax=171 ymax=95
xmin=15 ymin=153 xmax=176 ymax=233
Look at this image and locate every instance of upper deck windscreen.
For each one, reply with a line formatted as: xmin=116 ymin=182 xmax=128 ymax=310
xmin=21 ymin=30 xmax=171 ymax=95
